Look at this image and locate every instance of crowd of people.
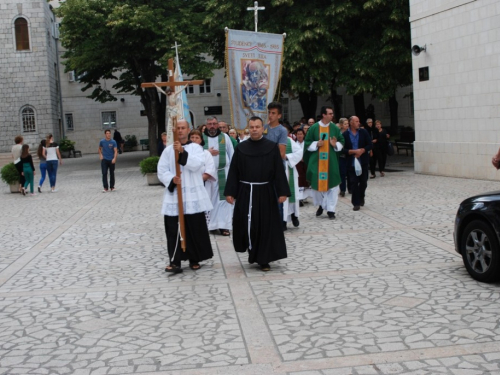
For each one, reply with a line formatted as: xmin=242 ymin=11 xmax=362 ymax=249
xmin=9 ymin=106 xmax=391 ymax=273
xmin=158 ymin=102 xmax=393 ymax=273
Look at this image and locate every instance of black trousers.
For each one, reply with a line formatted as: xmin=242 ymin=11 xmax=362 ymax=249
xmin=101 ymin=159 xmax=115 ymax=189
xmin=164 ymin=213 xmax=213 ymax=267
xmin=15 ymin=161 xmax=25 ymax=186
xmin=369 ymin=153 xmax=377 ymax=176
xmin=348 ymin=164 xmax=369 ymax=207
xmin=371 ymin=149 xmax=387 ymax=174
xmin=377 ymin=150 xmax=387 ymax=173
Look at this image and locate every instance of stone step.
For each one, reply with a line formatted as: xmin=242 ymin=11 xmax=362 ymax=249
xmin=0 ymin=151 xmax=39 ymax=169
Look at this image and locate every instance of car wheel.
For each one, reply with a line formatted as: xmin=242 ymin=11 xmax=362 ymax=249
xmin=461 ymin=220 xmax=500 ymax=282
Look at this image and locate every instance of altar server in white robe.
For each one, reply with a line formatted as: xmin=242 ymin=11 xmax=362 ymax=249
xmin=283 ymin=137 xmax=302 ymax=230
xmin=158 ymin=120 xmax=213 ymax=274
xmin=202 ymin=116 xmax=235 ymax=236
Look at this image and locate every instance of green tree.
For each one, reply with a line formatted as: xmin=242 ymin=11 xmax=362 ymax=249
xmin=203 ymin=0 xmax=411 ymax=128
xmin=57 ymin=0 xmax=215 ymax=155
xmin=338 ymin=0 xmax=412 ymax=132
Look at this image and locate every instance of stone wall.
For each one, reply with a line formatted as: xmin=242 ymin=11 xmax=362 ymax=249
xmin=0 ymin=1 xmax=60 ymax=153
xmin=411 ymin=0 xmax=500 ymax=180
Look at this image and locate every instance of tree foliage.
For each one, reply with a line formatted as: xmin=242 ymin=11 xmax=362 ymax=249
xmin=58 ymin=0 xmax=411 ymax=141
xmin=57 ymin=0 xmax=216 ymax=155
xmin=203 ymin=0 xmax=411 ymax=124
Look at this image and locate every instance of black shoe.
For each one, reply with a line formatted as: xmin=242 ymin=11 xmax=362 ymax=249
xmin=38 ymin=187 xmax=41 ymax=193
xmin=353 ymin=206 xmax=360 ymax=211
xmin=370 ymin=174 xmax=376 ymax=179
xmin=316 ymin=206 xmax=324 ymax=217
xmin=348 ymin=190 xmax=352 ymax=194
xmin=327 ymin=211 xmax=336 ymax=220
xmin=283 ymin=221 xmax=287 ymax=231
xmin=299 ymin=200 xmax=304 ymax=207
xmin=291 ymin=214 xmax=300 ymax=227
xmin=360 ymin=198 xmax=365 ymax=207
xmin=340 ymin=191 xmax=345 ymax=197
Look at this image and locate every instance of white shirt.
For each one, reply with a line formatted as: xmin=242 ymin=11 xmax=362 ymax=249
xmin=45 ymin=146 xmax=59 ymax=161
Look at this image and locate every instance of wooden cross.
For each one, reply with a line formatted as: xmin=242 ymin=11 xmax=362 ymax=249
xmin=141 ymin=58 xmax=204 ymax=252
xmin=247 ymin=1 xmax=265 ymax=32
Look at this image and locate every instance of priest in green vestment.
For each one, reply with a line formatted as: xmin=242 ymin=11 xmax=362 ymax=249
xmin=303 ymin=106 xmax=345 ymax=219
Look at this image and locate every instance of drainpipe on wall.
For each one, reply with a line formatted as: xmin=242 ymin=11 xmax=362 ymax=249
xmin=54 ymin=23 xmax=64 ymax=140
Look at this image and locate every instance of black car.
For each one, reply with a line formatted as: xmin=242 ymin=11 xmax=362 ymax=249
xmin=454 ymin=191 xmax=500 ymax=282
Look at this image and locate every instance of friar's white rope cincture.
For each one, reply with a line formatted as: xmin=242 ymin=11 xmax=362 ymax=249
xmin=240 ymin=180 xmax=269 ymax=250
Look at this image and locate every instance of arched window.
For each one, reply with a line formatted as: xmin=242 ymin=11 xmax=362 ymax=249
xmin=21 ymin=107 xmax=36 ymax=133
xmin=15 ymin=18 xmax=30 ymax=51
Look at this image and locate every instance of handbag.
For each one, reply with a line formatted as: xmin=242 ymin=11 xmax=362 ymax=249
xmin=354 ymin=158 xmax=362 ymax=176
xmin=387 ymin=141 xmax=394 ymax=156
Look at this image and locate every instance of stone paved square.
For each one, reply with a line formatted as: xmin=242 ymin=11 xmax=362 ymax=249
xmin=0 ymin=152 xmax=499 ymax=374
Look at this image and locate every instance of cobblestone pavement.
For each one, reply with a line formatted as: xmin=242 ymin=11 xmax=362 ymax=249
xmin=1 ymin=151 xmax=500 ymax=374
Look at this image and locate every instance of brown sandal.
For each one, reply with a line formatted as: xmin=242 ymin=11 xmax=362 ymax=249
xmin=165 ymin=264 xmax=183 ymax=273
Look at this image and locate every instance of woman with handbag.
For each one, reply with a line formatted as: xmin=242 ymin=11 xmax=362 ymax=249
xmin=371 ymin=120 xmax=390 ymax=177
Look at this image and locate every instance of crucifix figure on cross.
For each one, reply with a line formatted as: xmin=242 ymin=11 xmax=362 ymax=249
xmin=247 ymin=1 xmax=265 ymax=32
xmin=141 ymin=58 xmax=204 ymax=252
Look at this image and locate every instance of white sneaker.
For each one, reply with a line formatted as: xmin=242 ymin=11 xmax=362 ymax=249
xmin=103 ymin=189 xmax=108 ymax=193
xmin=51 ymin=189 xmax=58 ymax=193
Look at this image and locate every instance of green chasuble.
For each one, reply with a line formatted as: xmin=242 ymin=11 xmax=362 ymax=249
xmin=228 ymin=135 xmax=238 ymax=148
xmin=303 ymin=122 xmax=345 ymax=191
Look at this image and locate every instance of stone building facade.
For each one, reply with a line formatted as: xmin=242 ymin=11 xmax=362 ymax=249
xmin=0 ymin=0 xmax=61 ymax=153
xmin=411 ymin=0 xmax=500 ymax=180
xmin=59 ymin=67 xmax=415 ymax=154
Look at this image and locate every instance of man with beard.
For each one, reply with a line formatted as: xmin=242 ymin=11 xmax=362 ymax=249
xmin=225 ymin=116 xmax=290 ymax=271
xmin=157 ymin=120 xmax=213 ymax=273
xmin=203 ymin=116 xmax=235 ymax=236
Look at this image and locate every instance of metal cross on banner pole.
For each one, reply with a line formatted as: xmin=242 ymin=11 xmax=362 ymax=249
xmin=141 ymin=59 xmax=204 ymax=252
xmin=247 ymin=1 xmax=265 ymax=32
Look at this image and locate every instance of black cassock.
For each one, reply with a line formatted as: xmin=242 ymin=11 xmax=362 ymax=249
xmin=224 ymin=137 xmax=290 ymax=265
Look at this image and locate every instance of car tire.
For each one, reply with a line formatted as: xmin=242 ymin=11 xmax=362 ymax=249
xmin=461 ymin=220 xmax=500 ymax=282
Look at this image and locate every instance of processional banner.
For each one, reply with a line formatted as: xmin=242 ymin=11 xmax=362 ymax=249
xmin=226 ymin=29 xmax=284 ymax=130
xmin=166 ymin=58 xmax=192 ymax=146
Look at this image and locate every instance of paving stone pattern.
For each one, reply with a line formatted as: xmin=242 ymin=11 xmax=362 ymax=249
xmin=0 ymin=151 xmax=499 ymax=374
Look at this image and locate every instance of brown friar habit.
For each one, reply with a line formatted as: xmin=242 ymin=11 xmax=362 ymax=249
xmin=224 ymin=137 xmax=290 ymax=265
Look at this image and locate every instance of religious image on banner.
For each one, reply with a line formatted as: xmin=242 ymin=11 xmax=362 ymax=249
xmin=241 ymin=60 xmax=269 ymax=112
xmin=226 ymin=29 xmax=284 ymax=130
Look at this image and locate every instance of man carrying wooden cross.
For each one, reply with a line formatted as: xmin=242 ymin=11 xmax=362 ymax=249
xmin=304 ymin=106 xmax=345 ymax=220
xmin=157 ymin=119 xmax=214 ymax=273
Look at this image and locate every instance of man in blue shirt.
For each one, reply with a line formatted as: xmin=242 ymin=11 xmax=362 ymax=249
xmin=263 ymin=102 xmax=288 ymax=230
xmin=98 ymin=129 xmax=118 ymax=192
